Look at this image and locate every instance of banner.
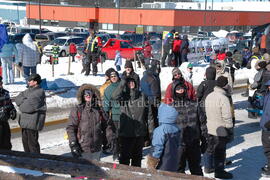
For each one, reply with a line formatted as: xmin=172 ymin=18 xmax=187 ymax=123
xmin=0 ymin=24 xmax=8 ymax=52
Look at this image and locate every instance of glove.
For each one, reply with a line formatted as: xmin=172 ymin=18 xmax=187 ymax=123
xmin=18 ymin=62 xmax=22 ymax=67
xmin=146 ymin=155 xmax=160 ymax=170
xmin=200 ymin=136 xmax=208 ymax=154
xmin=69 ymin=141 xmax=82 ymax=158
xmin=10 ymin=109 xmax=17 ymax=120
xmin=225 ymin=128 xmax=234 ymax=143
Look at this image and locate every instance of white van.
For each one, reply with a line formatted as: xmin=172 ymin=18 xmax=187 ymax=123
xmin=43 ymin=36 xmax=84 ymax=57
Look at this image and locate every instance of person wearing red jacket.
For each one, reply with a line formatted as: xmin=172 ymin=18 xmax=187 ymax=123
xmin=172 ymin=33 xmax=182 ymax=67
xmin=164 ymin=67 xmax=196 ymax=104
xmin=217 ymin=49 xmax=226 ymax=61
xmin=69 ymin=43 xmax=77 ymax=62
xmin=143 ymin=41 xmax=153 ymax=67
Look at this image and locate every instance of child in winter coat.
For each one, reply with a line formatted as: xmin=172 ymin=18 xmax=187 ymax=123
xmin=146 ymin=103 xmax=181 ymax=172
xmin=114 ymin=50 xmax=122 ymax=71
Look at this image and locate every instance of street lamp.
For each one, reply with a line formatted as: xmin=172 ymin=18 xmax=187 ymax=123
xmin=117 ymin=0 xmax=120 ymax=34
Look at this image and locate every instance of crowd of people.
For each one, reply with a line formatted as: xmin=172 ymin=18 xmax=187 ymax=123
xmin=1 ymin=27 xmax=270 ymax=179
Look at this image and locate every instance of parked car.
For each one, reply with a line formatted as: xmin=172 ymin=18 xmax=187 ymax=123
xmin=35 ymin=32 xmax=67 ymax=48
xmin=9 ymin=33 xmax=36 ymax=43
xmin=43 ymin=36 xmax=84 ymax=57
xmin=101 ymin=38 xmax=143 ymax=60
xmin=72 ymin=27 xmax=88 ymax=33
xmin=120 ymin=33 xmax=145 ymax=47
xmin=70 ymin=32 xmax=89 ymax=40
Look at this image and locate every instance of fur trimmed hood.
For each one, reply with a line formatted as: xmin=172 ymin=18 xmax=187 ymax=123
xmin=77 ymin=84 xmax=101 ymax=105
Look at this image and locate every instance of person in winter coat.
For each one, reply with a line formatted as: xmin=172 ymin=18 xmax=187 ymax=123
xmin=215 ymin=60 xmax=233 ymax=95
xmin=183 ymin=63 xmax=194 ymax=84
xmin=141 ymin=59 xmax=161 ymax=146
xmin=0 ymin=37 xmax=17 ymax=85
xmin=242 ymin=47 xmax=252 ymax=68
xmin=143 ymin=41 xmax=153 ymax=67
xmin=99 ymin=68 xmax=115 ymax=100
xmin=18 ymin=34 xmax=40 ymax=82
xmin=15 ymin=74 xmax=46 ymax=153
xmin=172 ymin=32 xmax=182 ymax=67
xmin=164 ymin=67 xmax=196 ymax=104
xmin=121 ymin=61 xmax=140 ymax=91
xmin=180 ymin=35 xmax=189 ymax=62
xmin=114 ymin=50 xmax=122 ymax=71
xmin=146 ymin=103 xmax=180 ymax=172
xmin=196 ymin=66 xmax=217 ymax=173
xmin=250 ymin=61 xmax=268 ymax=94
xmin=232 ymin=49 xmax=243 ymax=67
xmin=103 ymin=70 xmax=121 ymax=160
xmin=69 ymin=43 xmax=77 ymax=62
xmin=112 ymin=77 xmax=147 ymax=167
xmin=225 ymin=51 xmax=240 ymax=84
xmin=66 ymin=84 xmax=114 ymax=161
xmin=217 ymin=49 xmax=226 ymax=61
xmin=260 ymin=80 xmax=270 ymax=177
xmin=205 ymin=76 xmax=234 ymax=179
xmin=161 ymin=30 xmax=175 ymax=67
xmin=0 ymin=76 xmax=17 ymax=150
xmin=172 ymin=83 xmax=206 ymax=176
xmin=84 ymin=31 xmax=102 ymax=76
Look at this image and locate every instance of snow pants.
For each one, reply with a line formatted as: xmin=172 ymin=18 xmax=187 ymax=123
xmin=0 ymin=121 xmax=12 ymax=150
xmin=178 ymin=139 xmax=203 ymax=176
xmin=22 ymin=128 xmax=40 ymax=153
xmin=119 ymin=136 xmax=144 ymax=167
xmin=206 ymin=135 xmax=227 ymax=172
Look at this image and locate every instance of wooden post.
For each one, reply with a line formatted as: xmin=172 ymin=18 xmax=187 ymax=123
xmin=133 ymin=50 xmax=137 ymax=72
xmin=100 ymin=54 xmax=103 ymax=73
xmin=68 ymin=55 xmax=71 ymax=75
xmin=51 ymin=56 xmax=54 ymax=77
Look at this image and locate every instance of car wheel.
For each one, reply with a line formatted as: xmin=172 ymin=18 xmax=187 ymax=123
xmin=60 ymin=50 xmax=66 ymax=57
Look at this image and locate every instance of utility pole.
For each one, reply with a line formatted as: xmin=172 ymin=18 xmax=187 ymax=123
xmin=117 ymin=0 xmax=121 ymax=34
xmin=39 ymin=0 xmax=41 ymax=33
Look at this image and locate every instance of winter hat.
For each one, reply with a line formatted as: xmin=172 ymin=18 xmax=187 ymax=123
xmin=28 ymin=74 xmax=42 ymax=84
xmin=216 ymin=76 xmax=228 ymax=88
xmin=252 ymin=47 xmax=259 ymax=54
xmin=110 ymin=71 xmax=119 ymax=78
xmin=258 ymin=60 xmax=267 ymax=69
xmin=124 ymin=61 xmax=133 ymax=69
xmin=105 ymin=68 xmax=115 ymax=77
xmin=175 ymin=83 xmax=186 ymax=91
xmin=263 ymin=53 xmax=270 ymax=62
xmin=172 ymin=67 xmax=182 ymax=76
xmin=205 ymin=66 xmax=216 ymax=80
xmin=187 ymin=63 xmax=193 ymax=69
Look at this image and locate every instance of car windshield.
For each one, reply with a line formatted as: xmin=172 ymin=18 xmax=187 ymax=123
xmin=49 ymin=39 xmax=66 ymax=46
xmin=36 ymin=35 xmax=48 ymax=40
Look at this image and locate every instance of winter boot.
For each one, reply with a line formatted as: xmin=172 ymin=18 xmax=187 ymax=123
xmin=262 ymin=165 xmax=270 ymax=177
xmin=248 ymin=111 xmax=257 ymax=119
xmin=204 ymin=168 xmax=214 ymax=174
xmin=215 ymin=170 xmax=233 ymax=179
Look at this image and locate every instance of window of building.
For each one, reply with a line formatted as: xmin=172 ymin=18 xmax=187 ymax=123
xmin=51 ymin=20 xmax=59 ymax=26
xmin=102 ymin=23 xmax=108 ymax=30
xmin=108 ymin=24 xmax=113 ymax=30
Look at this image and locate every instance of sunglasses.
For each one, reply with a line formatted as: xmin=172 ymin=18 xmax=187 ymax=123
xmin=84 ymin=90 xmax=93 ymax=96
xmin=174 ymin=73 xmax=181 ymax=76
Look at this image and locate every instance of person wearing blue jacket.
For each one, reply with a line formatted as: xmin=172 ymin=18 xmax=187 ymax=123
xmin=0 ymin=37 xmax=17 ymax=85
xmin=260 ymin=80 xmax=270 ymax=177
xmin=146 ymin=103 xmax=181 ymax=172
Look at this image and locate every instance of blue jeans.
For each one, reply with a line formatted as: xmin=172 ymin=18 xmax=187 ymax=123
xmin=23 ymin=66 xmax=36 ymax=82
xmin=1 ymin=57 xmax=14 ymax=85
